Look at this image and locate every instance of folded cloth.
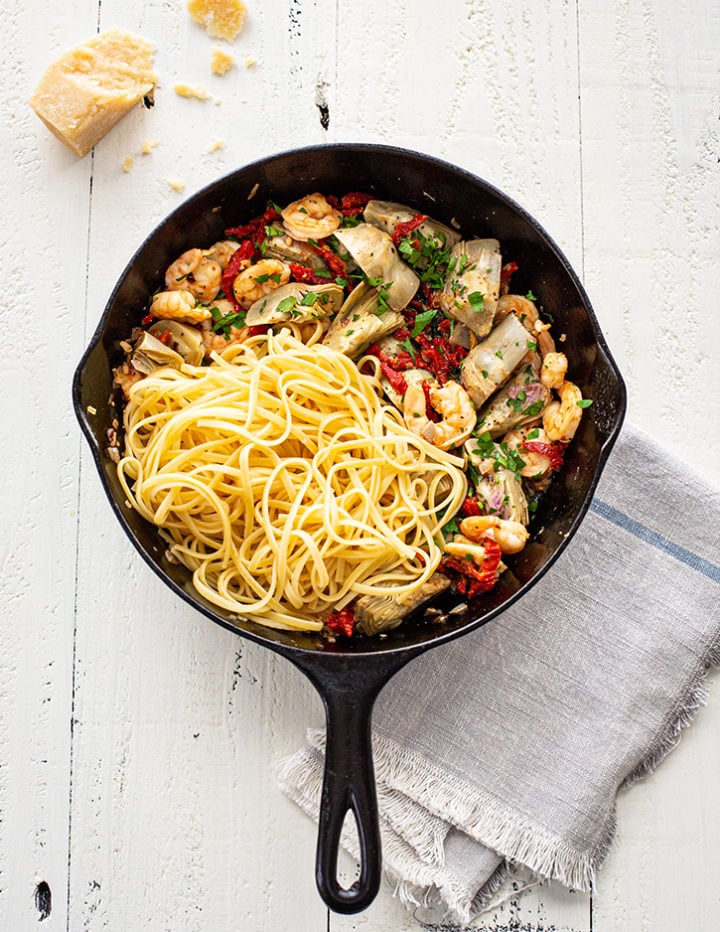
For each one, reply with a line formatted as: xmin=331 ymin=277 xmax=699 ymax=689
xmin=278 ymin=423 xmax=720 ymax=921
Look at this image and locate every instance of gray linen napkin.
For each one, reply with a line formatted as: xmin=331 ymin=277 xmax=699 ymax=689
xmin=278 ymin=423 xmax=720 ymax=920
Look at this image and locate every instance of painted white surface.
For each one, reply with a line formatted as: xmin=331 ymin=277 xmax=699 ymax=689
xmin=2 ymin=0 xmax=718 ymax=929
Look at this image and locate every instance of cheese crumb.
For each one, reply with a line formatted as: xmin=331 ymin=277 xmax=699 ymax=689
xmin=167 ymin=177 xmax=186 ymax=192
xmin=211 ymin=47 xmax=235 ymax=75
xmin=174 ymin=83 xmax=210 ymax=100
xmin=141 ymin=138 xmax=159 ymax=154
xmin=244 ymin=55 xmax=257 ymax=68
xmin=122 ymin=154 xmax=134 ymax=172
xmin=208 ymin=139 xmax=224 ymax=152
xmin=29 ymin=27 xmax=157 ymax=158
xmin=187 ymin=0 xmax=248 ymax=42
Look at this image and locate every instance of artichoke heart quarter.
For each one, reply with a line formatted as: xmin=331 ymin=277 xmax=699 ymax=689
xmin=363 ymin=199 xmax=461 ymax=249
xmin=322 ymin=281 xmax=403 ymax=357
xmin=440 ymin=239 xmax=502 ymax=337
xmin=245 ymin=282 xmax=344 ymax=326
xmin=354 ymin=573 xmax=452 ymax=636
xmin=333 ymin=223 xmax=419 ymax=311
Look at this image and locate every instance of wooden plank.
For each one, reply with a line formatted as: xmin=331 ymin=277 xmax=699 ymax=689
xmin=579 ymin=0 xmax=720 ymax=928
xmin=329 ymin=1 xmax=590 ymax=928
xmin=0 ymin=6 xmax=98 ymax=929
xmin=68 ymin=1 xmax=337 ymax=929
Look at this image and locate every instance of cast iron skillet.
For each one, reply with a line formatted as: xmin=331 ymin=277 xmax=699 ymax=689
xmin=72 ymin=144 xmax=626 ymax=914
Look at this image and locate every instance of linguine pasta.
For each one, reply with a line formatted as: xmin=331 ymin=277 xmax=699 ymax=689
xmin=118 ymin=330 xmax=467 ymax=631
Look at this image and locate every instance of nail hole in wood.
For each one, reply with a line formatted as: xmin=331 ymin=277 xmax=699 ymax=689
xmin=35 ymin=880 xmax=51 ymax=921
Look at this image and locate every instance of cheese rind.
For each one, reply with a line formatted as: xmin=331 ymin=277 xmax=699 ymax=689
xmin=29 ymin=27 xmax=157 ymax=158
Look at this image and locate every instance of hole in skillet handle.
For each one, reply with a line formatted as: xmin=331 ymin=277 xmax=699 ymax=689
xmin=290 ymin=650 xmax=418 ymax=913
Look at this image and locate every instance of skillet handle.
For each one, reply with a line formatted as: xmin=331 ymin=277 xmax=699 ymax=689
xmin=290 ymin=651 xmax=415 ymax=914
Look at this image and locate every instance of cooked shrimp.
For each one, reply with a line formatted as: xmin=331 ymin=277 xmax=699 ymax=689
xmin=495 ymin=294 xmax=555 ymax=357
xmin=504 ymin=427 xmax=554 ymax=479
xmin=232 ymin=259 xmax=291 ymax=309
xmin=202 ymin=325 xmax=251 ymax=356
xmin=113 ymin=362 xmax=143 ymax=399
xmin=543 ymin=380 xmax=583 ymax=442
xmin=403 ymin=380 xmax=477 ymax=451
xmin=150 ymin=289 xmax=211 ymax=324
xmin=207 ymin=240 xmax=240 ymax=270
xmin=188 ymin=257 xmax=222 ymax=302
xmin=443 ymin=534 xmax=497 ymax=565
xmin=459 ymin=515 xmax=530 ymax=554
xmin=165 ymin=248 xmax=223 ymax=302
xmin=540 ymin=351 xmax=568 ymax=390
xmin=165 ymin=249 xmax=203 ymax=290
xmin=281 ymin=193 xmax=341 ymax=242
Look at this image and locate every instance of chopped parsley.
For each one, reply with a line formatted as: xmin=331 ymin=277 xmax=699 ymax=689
xmin=472 ymin=432 xmax=526 ymax=476
xmin=265 ymin=225 xmax=284 ymax=238
xmin=441 ymin=514 xmax=460 ymax=538
xmin=276 ymin=296 xmax=298 ymax=315
xmin=367 ymin=277 xmax=393 ymax=314
xmin=211 ymin=305 xmax=247 ymax=336
xmin=401 ymin=337 xmax=417 ymax=361
xmin=525 ymin=290 xmax=537 ymax=301
xmin=524 ymin=400 xmax=545 ymax=417
xmin=410 ymin=307 xmax=438 ymax=338
xmin=526 ymin=428 xmax=540 ymax=440
xmin=299 ymin=292 xmax=318 ymax=307
xmin=577 ymin=398 xmax=594 ymax=408
xmin=397 ymin=228 xmax=453 ymax=291
xmin=468 ymin=291 xmax=485 ymax=314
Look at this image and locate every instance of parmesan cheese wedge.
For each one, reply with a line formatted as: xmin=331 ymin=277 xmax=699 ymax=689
xmin=29 ymin=27 xmax=157 ymax=158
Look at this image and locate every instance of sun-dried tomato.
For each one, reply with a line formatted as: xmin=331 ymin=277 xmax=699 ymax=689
xmin=377 ymin=358 xmax=408 ymax=395
xmin=141 ymin=312 xmax=153 ymax=325
xmin=288 ymin=263 xmax=326 ymax=285
xmin=308 ymin=243 xmax=347 ymax=279
xmin=366 ymin=343 xmax=415 ymax=394
xmin=523 ymin=440 xmax=567 ymax=472
xmin=440 ymin=538 xmax=503 ymax=597
xmin=501 ymin=261 xmax=519 ymax=288
xmin=392 ymin=213 xmax=428 ymax=246
xmin=325 ymin=609 xmax=355 ymax=637
xmin=221 ymin=239 xmax=254 ymax=312
xmin=339 ymin=191 xmax=372 ymax=217
xmin=225 ymin=206 xmax=281 ymax=242
xmin=248 ymin=324 xmax=271 ymax=337
xmin=415 ymin=333 xmax=452 ymax=384
xmin=421 ymin=381 xmax=440 ymax=422
xmin=341 ymin=191 xmax=372 ymax=210
xmin=460 ymin=496 xmax=483 ymax=517
xmin=156 ymin=330 xmax=172 ymax=345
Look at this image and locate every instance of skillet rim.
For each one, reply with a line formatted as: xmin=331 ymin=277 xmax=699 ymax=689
xmin=72 ymin=141 xmax=628 ymax=662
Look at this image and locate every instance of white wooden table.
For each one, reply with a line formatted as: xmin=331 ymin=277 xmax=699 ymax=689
xmin=3 ymin=1 xmax=719 ymax=928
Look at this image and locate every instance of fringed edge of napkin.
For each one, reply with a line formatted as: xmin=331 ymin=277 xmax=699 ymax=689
xmin=375 ymin=625 xmax=720 ymax=913
xmin=622 ymin=634 xmax=720 ymax=789
xmin=278 ymin=631 xmax=720 ymax=920
xmin=276 ymin=739 xmax=511 ymax=919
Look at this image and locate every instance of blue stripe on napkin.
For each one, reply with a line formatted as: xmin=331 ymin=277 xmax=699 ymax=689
xmin=591 ymin=498 xmax=720 ymax=584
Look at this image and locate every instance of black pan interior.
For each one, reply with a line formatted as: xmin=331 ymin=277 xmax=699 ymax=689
xmin=74 ymin=143 xmax=626 ymax=657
